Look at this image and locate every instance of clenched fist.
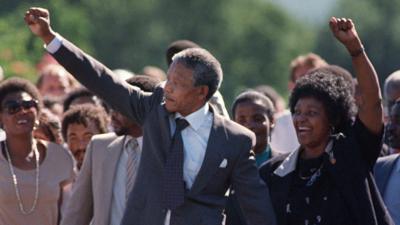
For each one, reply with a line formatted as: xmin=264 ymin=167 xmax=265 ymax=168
xmin=24 ymin=7 xmax=55 ymax=44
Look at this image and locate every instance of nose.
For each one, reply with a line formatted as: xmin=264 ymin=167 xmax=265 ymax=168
xmin=293 ymin=113 xmax=306 ymax=124
xmin=78 ymin=139 xmax=89 ymax=150
xmin=164 ymin=80 xmax=172 ymax=94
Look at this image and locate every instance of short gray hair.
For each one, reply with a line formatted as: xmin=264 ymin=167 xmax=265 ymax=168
xmin=384 ymin=70 xmax=400 ymax=101
xmin=172 ymin=48 xmax=223 ymax=101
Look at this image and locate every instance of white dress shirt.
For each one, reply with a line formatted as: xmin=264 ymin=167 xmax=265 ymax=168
xmin=165 ymin=104 xmax=213 ymax=225
xmin=383 ymin=157 xmax=400 ymax=225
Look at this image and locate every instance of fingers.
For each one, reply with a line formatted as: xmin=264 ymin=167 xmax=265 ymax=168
xmin=331 ymin=17 xmax=354 ymax=32
xmin=28 ymin=7 xmax=49 ymax=18
xmin=329 ymin=17 xmax=339 ymax=33
xmin=24 ymin=7 xmax=49 ymax=25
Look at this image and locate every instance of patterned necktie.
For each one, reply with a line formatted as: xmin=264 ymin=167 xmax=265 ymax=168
xmin=126 ymin=138 xmax=140 ymax=201
xmin=162 ymin=118 xmax=189 ymax=210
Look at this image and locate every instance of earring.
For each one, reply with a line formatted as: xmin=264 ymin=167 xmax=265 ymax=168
xmin=33 ymin=120 xmax=40 ymax=130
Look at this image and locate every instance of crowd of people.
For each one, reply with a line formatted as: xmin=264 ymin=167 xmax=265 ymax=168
xmin=0 ymin=6 xmax=398 ymax=225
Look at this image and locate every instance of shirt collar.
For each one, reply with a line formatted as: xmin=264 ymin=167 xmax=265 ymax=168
xmin=124 ymin=135 xmax=143 ymax=151
xmin=274 ymin=140 xmax=333 ymax=177
xmin=175 ymin=104 xmax=210 ymax=131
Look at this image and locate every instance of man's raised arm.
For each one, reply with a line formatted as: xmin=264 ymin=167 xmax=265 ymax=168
xmin=24 ymin=7 xmax=162 ymax=124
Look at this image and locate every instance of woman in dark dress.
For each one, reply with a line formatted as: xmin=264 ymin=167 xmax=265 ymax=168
xmin=259 ymin=18 xmax=394 ymax=225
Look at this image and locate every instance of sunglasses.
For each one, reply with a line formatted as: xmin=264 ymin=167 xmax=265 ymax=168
xmin=2 ymin=100 xmax=39 ymax=115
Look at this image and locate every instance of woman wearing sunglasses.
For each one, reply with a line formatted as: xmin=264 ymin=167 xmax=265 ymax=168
xmin=0 ymin=78 xmax=74 ymax=224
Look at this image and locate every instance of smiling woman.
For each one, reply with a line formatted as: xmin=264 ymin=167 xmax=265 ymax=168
xmin=259 ymin=18 xmax=393 ymax=225
xmin=0 ymin=78 xmax=74 ymax=225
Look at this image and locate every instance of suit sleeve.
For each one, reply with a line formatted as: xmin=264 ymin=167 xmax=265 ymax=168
xmin=60 ymin=140 xmax=95 ymax=225
xmin=50 ymin=38 xmax=163 ymax=125
xmin=231 ymin=136 xmax=277 ymax=225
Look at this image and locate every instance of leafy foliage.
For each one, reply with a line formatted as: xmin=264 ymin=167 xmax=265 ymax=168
xmin=0 ymin=0 xmax=314 ymax=107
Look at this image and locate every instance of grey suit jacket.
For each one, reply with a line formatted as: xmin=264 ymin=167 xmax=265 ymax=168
xmin=374 ymin=154 xmax=400 ymax=196
xmin=51 ymin=38 xmax=277 ymax=225
xmin=60 ymin=133 xmax=127 ymax=225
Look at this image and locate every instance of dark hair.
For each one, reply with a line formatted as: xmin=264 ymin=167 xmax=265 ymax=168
xmin=289 ymin=70 xmax=356 ymax=133
xmin=172 ymin=48 xmax=223 ymax=101
xmin=125 ymin=75 xmax=161 ymax=92
xmin=166 ymin=40 xmax=200 ymax=66
xmin=63 ymin=88 xmax=110 ymax=113
xmin=232 ymin=90 xmax=275 ymax=123
xmin=254 ymin=85 xmax=285 ymax=110
xmin=0 ymin=77 xmax=42 ymax=112
xmin=61 ymin=104 xmax=109 ymax=141
xmin=308 ymin=65 xmax=355 ymax=95
xmin=36 ymin=109 xmax=62 ymax=143
xmin=63 ymin=88 xmax=96 ymax=112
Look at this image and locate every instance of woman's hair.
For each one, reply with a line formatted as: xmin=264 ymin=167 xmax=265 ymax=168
xmin=0 ymin=77 xmax=42 ymax=112
xmin=61 ymin=104 xmax=109 ymax=141
xmin=289 ymin=69 xmax=357 ymax=133
xmin=35 ymin=109 xmax=62 ymax=144
xmin=232 ymin=90 xmax=275 ymax=123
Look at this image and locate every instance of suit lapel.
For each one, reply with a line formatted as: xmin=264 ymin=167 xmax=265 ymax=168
xmin=159 ymin=104 xmax=173 ymax=157
xmin=189 ymin=113 xmax=225 ymax=194
xmin=101 ymin=136 xmax=126 ymax=222
xmin=270 ymin=172 xmax=293 ymax=225
xmin=381 ymin=156 xmax=399 ymax=193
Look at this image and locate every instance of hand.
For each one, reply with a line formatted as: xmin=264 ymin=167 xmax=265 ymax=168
xmin=329 ymin=17 xmax=363 ymax=55
xmin=24 ymin=7 xmax=55 ymax=44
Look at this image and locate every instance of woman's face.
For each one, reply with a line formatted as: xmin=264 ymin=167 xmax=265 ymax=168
xmin=234 ymin=101 xmax=272 ymax=154
xmin=293 ymin=97 xmax=331 ymax=152
xmin=0 ymin=91 xmax=39 ymax=136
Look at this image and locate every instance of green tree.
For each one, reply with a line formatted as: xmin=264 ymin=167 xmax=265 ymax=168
xmin=0 ymin=0 xmax=91 ymax=80
xmin=82 ymin=0 xmax=314 ymax=106
xmin=314 ymin=0 xmax=400 ymax=86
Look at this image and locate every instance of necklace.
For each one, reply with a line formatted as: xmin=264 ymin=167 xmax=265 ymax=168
xmin=298 ymin=162 xmax=324 ymax=187
xmin=3 ymin=140 xmax=40 ymax=215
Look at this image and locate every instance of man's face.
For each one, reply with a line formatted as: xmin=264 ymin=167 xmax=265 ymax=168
xmin=66 ymin=122 xmax=100 ymax=169
xmin=111 ymin=110 xmax=142 ymax=137
xmin=39 ymin=73 xmax=70 ymax=97
xmin=384 ymin=103 xmax=400 ymax=149
xmin=164 ymin=61 xmax=207 ymax=116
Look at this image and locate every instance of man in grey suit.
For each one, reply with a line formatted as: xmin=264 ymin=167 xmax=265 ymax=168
xmin=375 ymin=100 xmax=400 ymax=225
xmin=25 ymin=7 xmax=277 ymax=225
xmin=60 ymin=76 xmax=160 ymax=225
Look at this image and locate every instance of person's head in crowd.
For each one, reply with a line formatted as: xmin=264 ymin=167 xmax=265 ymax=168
xmin=113 ymin=69 xmax=135 ymax=81
xmin=42 ymin=95 xmax=63 ymax=118
xmin=232 ymin=90 xmax=275 ymax=155
xmin=288 ymin=53 xmax=328 ymax=91
xmin=0 ymin=65 xmax=4 ymax=81
xmin=36 ymin=64 xmax=74 ymax=98
xmin=33 ymin=108 xmax=62 ymax=144
xmin=112 ymin=75 xmax=160 ymax=137
xmin=289 ymin=70 xmax=356 ymax=151
xmin=166 ymin=39 xmax=200 ymax=67
xmin=384 ymin=70 xmax=400 ymax=115
xmin=142 ymin=65 xmax=167 ymax=81
xmin=61 ymin=104 xmax=109 ymax=169
xmin=63 ymin=87 xmax=109 ymax=113
xmin=165 ymin=40 xmax=229 ymax=118
xmin=384 ymin=99 xmax=400 ymax=154
xmin=0 ymin=77 xmax=42 ymax=137
xmin=164 ymin=48 xmax=222 ymax=116
xmin=254 ymin=85 xmax=286 ymax=114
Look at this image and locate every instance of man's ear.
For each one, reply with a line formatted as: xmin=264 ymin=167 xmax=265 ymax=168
xmin=198 ymin=85 xmax=209 ymax=101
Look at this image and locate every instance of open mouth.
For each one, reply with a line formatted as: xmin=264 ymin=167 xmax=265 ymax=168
xmin=297 ymin=126 xmax=311 ymax=134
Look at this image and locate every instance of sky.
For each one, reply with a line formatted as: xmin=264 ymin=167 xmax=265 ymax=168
xmin=268 ymin=0 xmax=339 ymax=26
